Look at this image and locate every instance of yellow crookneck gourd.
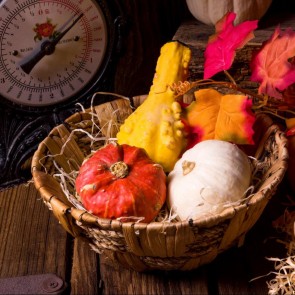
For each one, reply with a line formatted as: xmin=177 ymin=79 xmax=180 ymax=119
xmin=116 ymin=41 xmax=191 ymax=172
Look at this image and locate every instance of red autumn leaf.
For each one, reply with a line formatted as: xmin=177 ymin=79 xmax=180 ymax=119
xmin=204 ymin=12 xmax=258 ymax=79
xmin=250 ymin=27 xmax=295 ymax=100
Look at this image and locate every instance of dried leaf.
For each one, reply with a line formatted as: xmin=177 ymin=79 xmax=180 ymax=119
xmin=250 ymin=27 xmax=295 ymax=99
xmin=204 ymin=12 xmax=258 ymax=79
xmin=184 ymin=88 xmax=255 ymax=146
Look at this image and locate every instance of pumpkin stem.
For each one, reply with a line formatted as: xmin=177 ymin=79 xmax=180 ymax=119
xmin=182 ymin=160 xmax=195 ymax=175
xmin=110 ymin=161 xmax=129 ymax=178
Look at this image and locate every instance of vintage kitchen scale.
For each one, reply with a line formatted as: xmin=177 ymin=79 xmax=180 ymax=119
xmin=0 ymin=0 xmax=126 ymax=188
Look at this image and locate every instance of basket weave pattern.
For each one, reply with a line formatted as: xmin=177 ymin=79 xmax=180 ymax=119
xmin=32 ymin=97 xmax=289 ymax=271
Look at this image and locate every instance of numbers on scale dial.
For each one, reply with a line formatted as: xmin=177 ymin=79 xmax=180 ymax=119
xmin=0 ymin=0 xmax=108 ymax=107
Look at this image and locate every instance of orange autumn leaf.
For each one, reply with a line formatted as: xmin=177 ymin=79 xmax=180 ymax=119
xmin=185 ymin=88 xmax=222 ymax=141
xmin=185 ymin=88 xmax=255 ymax=146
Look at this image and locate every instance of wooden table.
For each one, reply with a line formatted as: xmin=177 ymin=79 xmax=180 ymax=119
xmin=0 ymin=180 xmax=291 ymax=294
xmin=1 ymin=16 xmax=294 ymax=294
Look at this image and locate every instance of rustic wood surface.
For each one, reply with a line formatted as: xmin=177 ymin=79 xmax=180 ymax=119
xmin=0 ymin=181 xmax=288 ymax=294
xmin=0 ymin=182 xmax=69 ymax=279
xmin=100 ymin=255 xmax=210 ymax=295
xmin=1 ymin=1 xmax=295 ymax=294
xmin=70 ymin=237 xmax=100 ymax=294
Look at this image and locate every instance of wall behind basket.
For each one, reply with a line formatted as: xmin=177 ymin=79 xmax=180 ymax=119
xmin=113 ymin=0 xmax=190 ymax=98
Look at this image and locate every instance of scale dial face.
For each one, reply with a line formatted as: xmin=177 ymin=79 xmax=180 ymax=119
xmin=0 ymin=0 xmax=108 ymax=109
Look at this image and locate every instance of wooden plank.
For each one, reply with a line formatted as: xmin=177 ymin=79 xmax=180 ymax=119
xmin=209 ymin=248 xmax=254 ymax=295
xmin=99 ymin=255 xmax=210 ymax=295
xmin=210 ymin=246 xmax=271 ymax=295
xmin=0 ymin=183 xmax=69 ymax=281
xmin=70 ymin=237 xmax=101 ymax=295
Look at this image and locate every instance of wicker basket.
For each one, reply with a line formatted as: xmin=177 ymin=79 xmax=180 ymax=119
xmin=31 ymin=96 xmax=289 ymax=272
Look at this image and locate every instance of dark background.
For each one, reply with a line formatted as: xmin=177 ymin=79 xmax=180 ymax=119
xmin=113 ymin=0 xmax=295 ymax=98
xmin=113 ymin=0 xmax=189 ymax=97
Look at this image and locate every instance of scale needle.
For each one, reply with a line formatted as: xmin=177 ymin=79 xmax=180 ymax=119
xmin=19 ymin=12 xmax=84 ymax=74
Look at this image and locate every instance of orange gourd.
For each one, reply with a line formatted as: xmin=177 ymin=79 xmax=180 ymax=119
xmin=75 ymin=143 xmax=167 ymax=223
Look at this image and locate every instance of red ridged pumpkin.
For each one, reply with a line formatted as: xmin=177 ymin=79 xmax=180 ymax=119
xmin=75 ymin=143 xmax=167 ymax=223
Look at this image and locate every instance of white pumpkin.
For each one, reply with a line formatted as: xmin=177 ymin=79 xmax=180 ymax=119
xmin=186 ymin=0 xmax=272 ymax=25
xmin=167 ymin=140 xmax=252 ymax=221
